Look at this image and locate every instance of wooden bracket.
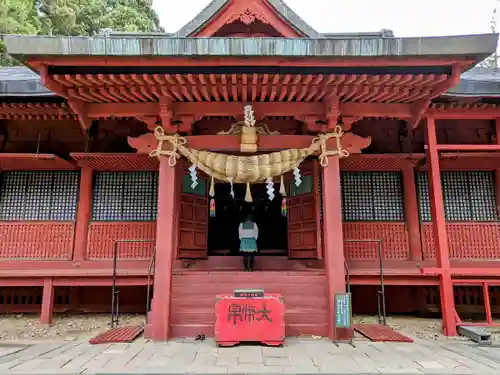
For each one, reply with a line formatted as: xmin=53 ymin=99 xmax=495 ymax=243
xmin=158 ymin=97 xmax=177 ymax=133
xmin=408 ymin=100 xmax=431 ymax=129
xmin=340 ymin=116 xmax=361 ymax=132
xmin=38 ymin=65 xmax=69 ymax=99
xmin=324 ymin=93 xmax=340 ymax=129
xmin=297 ymin=115 xmax=325 ymax=133
xmin=137 ymin=116 xmax=158 ymax=131
xmin=67 ymin=100 xmax=92 ymax=134
xmin=178 ymin=115 xmax=199 ymax=133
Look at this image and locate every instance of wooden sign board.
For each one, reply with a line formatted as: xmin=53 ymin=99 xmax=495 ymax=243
xmin=334 ymin=292 xmax=352 ymax=329
xmin=234 ymin=289 xmax=264 ymax=298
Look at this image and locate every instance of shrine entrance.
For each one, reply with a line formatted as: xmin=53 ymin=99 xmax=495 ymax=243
xmin=207 ymin=183 xmax=288 ymax=256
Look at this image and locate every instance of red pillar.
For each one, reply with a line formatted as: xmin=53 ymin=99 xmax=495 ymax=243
xmin=494 ymin=119 xmax=500 ymax=215
xmin=147 ymin=156 xmax=178 ymax=341
xmin=313 ymin=160 xmax=323 ymax=259
xmin=321 ymin=155 xmax=351 ymax=340
xmin=40 ymin=277 xmax=54 ymax=325
xmin=425 ymin=116 xmax=456 ymax=336
xmin=402 ymin=167 xmax=423 ymax=261
xmin=73 ymin=167 xmax=93 ymax=261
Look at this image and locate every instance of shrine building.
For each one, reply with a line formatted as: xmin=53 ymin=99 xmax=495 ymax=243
xmin=2 ymin=0 xmax=500 ymax=341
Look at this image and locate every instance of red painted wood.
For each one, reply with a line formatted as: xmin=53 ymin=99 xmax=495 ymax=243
xmin=86 ymin=222 xmax=155 ymax=260
xmin=39 ymin=277 xmax=54 ymax=325
xmin=0 ymin=222 xmax=74 ymax=259
xmin=215 ymin=294 xmax=285 ymax=347
xmin=30 ymin=56 xmax=470 ymax=68
xmin=321 ymin=155 xmax=351 ymax=340
xmin=71 ymin=153 xmax=158 ymax=171
xmin=402 ymin=168 xmax=423 ymax=261
xmin=89 ymin=325 xmax=144 ymax=344
xmin=170 ymin=270 xmax=329 ymax=339
xmin=0 ymin=154 xmax=76 ymax=171
xmin=313 ymin=160 xmax=323 ymax=259
xmin=354 ymin=324 xmax=413 ymax=343
xmin=425 ymin=116 xmax=456 ymax=336
xmin=343 ymin=223 xmax=410 ymax=260
xmin=192 ymin=0 xmax=304 ymax=38
xmin=287 ymin=193 xmax=317 ymax=259
xmin=148 ymin=157 xmax=177 ymax=341
xmin=73 ymin=168 xmax=92 ymax=261
xmin=178 ymin=193 xmax=208 ymax=259
xmin=422 ymin=223 xmax=500 ymax=260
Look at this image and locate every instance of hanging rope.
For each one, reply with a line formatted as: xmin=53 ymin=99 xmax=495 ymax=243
xmin=149 ymin=127 xmax=187 ymax=167
xmin=149 ymin=125 xmax=350 ymax=182
xmin=312 ymin=125 xmax=350 ymax=167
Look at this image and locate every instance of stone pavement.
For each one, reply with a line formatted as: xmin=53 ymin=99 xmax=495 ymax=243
xmin=0 ymin=337 xmax=499 ymax=374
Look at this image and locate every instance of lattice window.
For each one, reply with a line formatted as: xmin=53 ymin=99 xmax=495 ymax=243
xmin=0 ymin=171 xmax=79 ymax=221
xmin=92 ymin=172 xmax=158 ymax=221
xmin=417 ymin=171 xmax=498 ymax=221
xmin=341 ymin=172 xmax=404 ymax=221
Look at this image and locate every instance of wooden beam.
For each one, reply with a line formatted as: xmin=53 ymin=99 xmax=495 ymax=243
xmin=86 ymin=102 xmax=413 ymax=119
xmin=428 ymin=108 xmax=500 ymax=119
xmin=84 ymin=101 xmax=500 ymax=122
xmin=28 ymin=56 xmax=473 ymax=68
xmin=435 ymin=144 xmax=500 ymax=152
xmin=67 ymin=100 xmax=92 ymax=133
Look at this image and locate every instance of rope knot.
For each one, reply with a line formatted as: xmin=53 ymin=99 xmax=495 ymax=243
xmin=149 ymin=126 xmax=187 ymax=167
xmin=312 ymin=125 xmax=350 ymax=168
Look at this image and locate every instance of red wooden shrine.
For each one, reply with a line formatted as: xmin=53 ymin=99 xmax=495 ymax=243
xmin=0 ymin=0 xmax=500 ymax=341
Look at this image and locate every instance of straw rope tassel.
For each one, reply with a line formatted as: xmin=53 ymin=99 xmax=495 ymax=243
xmin=244 ymin=182 xmax=253 ymax=203
xmin=280 ymin=175 xmax=287 ymax=216
xmin=209 ymin=176 xmax=216 ymax=217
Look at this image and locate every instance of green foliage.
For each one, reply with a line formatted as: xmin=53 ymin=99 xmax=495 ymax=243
xmin=0 ymin=0 xmax=163 ymax=65
xmin=478 ymin=0 xmax=499 ymax=69
xmin=37 ymin=0 xmax=163 ymax=36
xmin=0 ymin=0 xmax=41 ymax=65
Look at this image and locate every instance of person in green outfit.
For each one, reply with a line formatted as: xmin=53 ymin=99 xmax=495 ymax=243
xmin=238 ymin=214 xmax=259 ymax=271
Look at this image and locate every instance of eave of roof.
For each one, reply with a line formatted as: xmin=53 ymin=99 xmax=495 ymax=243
xmin=0 ymin=67 xmax=54 ymax=97
xmin=3 ymin=64 xmax=500 ymax=99
xmin=173 ymin=0 xmax=323 ymax=38
xmin=4 ymin=34 xmax=498 ymax=61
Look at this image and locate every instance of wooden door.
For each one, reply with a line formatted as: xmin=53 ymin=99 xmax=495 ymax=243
xmin=287 ymin=161 xmax=318 ymax=259
xmin=177 ymin=170 xmax=208 ymax=259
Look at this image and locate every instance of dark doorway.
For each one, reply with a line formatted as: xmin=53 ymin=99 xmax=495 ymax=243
xmin=207 ymin=183 xmax=288 ymax=255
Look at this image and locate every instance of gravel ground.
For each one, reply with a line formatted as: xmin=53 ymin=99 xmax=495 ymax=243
xmin=0 ymin=314 xmax=499 ymax=342
xmin=0 ymin=313 xmax=146 ymax=342
xmin=354 ymin=315 xmax=500 ymax=341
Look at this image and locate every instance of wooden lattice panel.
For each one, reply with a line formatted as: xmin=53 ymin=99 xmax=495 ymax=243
xmin=423 ymin=223 xmax=500 ymax=260
xmin=0 ymin=222 xmax=74 ymax=259
xmin=0 ymin=154 xmax=76 ymax=171
xmin=340 ymin=154 xmax=423 ymax=171
xmin=92 ymin=172 xmax=158 ymax=221
xmin=86 ymin=222 xmax=156 ymax=259
xmin=343 ymin=222 xmax=409 ymax=260
xmin=341 ymin=172 xmax=404 ymax=221
xmin=0 ymin=171 xmax=79 ymax=221
xmin=71 ymin=153 xmax=158 ymax=171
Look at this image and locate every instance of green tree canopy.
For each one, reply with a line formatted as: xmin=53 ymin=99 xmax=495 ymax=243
xmin=0 ymin=0 xmax=41 ymax=65
xmin=1 ymin=0 xmax=163 ymax=65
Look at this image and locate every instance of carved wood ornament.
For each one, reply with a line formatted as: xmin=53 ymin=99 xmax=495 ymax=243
xmin=226 ymin=8 xmax=269 ymax=25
